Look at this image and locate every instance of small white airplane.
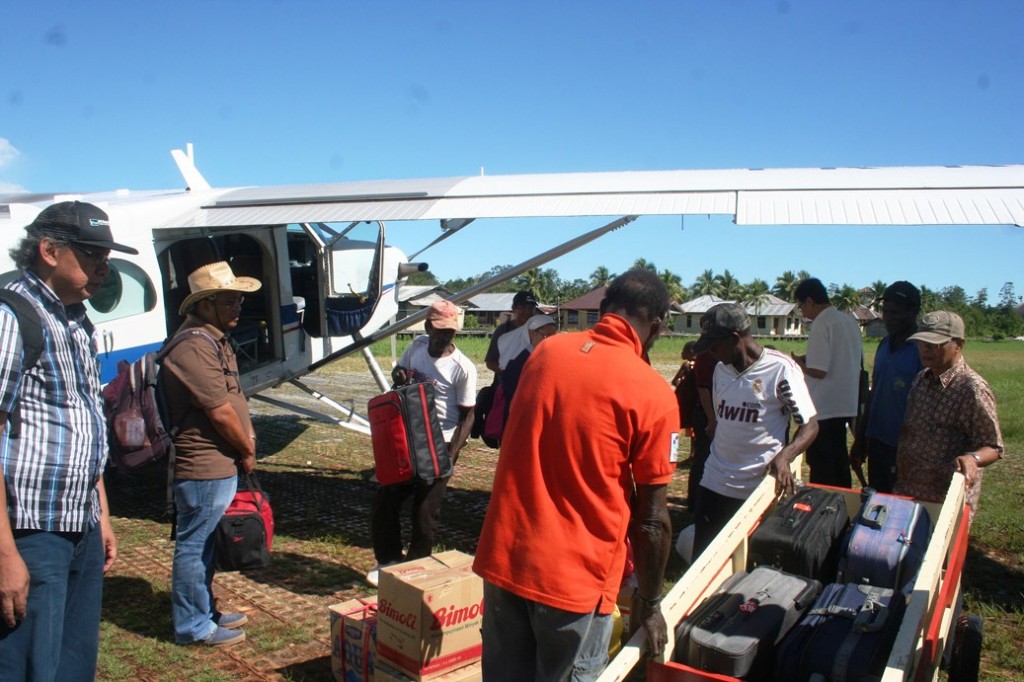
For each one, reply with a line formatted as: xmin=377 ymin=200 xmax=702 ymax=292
xmin=2 ymin=145 xmax=1022 ymax=434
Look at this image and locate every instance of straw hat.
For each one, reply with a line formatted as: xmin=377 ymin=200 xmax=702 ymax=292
xmin=178 ymin=261 xmax=262 ymax=315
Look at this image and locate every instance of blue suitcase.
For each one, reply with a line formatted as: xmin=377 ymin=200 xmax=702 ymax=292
xmin=838 ymin=489 xmax=931 ymax=593
xmin=775 ymin=582 xmax=905 ymax=682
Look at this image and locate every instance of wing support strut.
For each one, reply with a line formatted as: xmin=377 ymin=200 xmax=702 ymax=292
xmin=306 ymin=214 xmax=638 ymax=374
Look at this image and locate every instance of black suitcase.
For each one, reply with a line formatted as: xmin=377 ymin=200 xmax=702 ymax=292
xmin=674 ymin=567 xmax=821 ymax=680
xmin=774 ymin=582 xmax=906 ymax=681
xmin=748 ymin=485 xmax=849 ymax=583
xmin=368 ymin=382 xmax=451 ymax=486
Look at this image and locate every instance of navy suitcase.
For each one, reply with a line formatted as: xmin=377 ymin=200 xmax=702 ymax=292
xmin=838 ymin=489 xmax=931 ymax=593
xmin=674 ymin=567 xmax=821 ymax=680
xmin=368 ymin=382 xmax=451 ymax=486
xmin=775 ymin=582 xmax=906 ymax=682
xmin=748 ymin=485 xmax=849 ymax=583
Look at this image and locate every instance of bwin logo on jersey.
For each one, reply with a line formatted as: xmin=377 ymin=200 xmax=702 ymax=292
xmin=89 ymin=218 xmax=110 ymax=227
xmin=717 ymin=399 xmax=761 ymax=423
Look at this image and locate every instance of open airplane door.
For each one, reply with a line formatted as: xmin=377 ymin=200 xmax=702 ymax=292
xmin=298 ymin=221 xmax=387 ymax=340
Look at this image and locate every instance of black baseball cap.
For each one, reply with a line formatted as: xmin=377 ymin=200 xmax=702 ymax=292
xmin=513 ymin=290 xmax=538 ymax=307
xmin=27 ymin=201 xmax=139 ymax=255
xmin=693 ymin=303 xmax=750 ymax=353
xmin=879 ymin=281 xmax=921 ymax=308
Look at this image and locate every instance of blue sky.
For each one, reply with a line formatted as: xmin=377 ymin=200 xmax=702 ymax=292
xmin=2 ymin=1 xmax=1022 ymax=302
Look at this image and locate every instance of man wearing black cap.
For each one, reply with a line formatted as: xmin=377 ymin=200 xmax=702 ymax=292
xmin=0 ymin=201 xmax=137 ymax=680
xmin=850 ymin=281 xmax=923 ymax=492
xmin=690 ymin=303 xmax=818 ymax=560
xmin=484 ymin=290 xmax=538 ymax=375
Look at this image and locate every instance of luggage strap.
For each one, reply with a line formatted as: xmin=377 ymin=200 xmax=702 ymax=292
xmin=812 ymin=597 xmax=888 ymax=632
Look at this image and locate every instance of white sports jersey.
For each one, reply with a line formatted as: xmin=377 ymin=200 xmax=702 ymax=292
xmin=701 ymin=348 xmax=816 ymax=499
xmin=400 ymin=335 xmax=478 ymax=440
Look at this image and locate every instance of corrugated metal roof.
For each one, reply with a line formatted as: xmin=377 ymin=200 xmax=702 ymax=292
xmin=676 ymin=295 xmax=729 ymax=313
xmin=467 ymin=293 xmax=517 ymax=312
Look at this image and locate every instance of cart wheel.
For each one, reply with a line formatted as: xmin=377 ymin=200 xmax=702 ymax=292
xmin=948 ymin=614 xmax=983 ymax=682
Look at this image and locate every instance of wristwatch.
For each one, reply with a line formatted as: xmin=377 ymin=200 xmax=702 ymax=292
xmin=968 ymin=452 xmax=982 ymax=465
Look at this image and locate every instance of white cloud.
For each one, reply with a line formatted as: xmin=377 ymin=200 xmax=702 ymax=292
xmin=0 ymin=138 xmax=27 ymax=192
xmin=0 ymin=138 xmax=20 ymax=169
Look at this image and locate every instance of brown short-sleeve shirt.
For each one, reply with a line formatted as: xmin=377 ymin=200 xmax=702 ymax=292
xmin=895 ymin=357 xmax=1003 ymax=514
xmin=161 ymin=317 xmax=253 ymax=480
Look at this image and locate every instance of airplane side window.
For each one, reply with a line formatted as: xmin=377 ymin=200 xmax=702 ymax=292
xmin=86 ymin=259 xmax=158 ymax=323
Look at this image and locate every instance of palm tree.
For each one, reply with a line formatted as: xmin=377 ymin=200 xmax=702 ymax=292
xmin=690 ymin=269 xmax=718 ymax=297
xmin=831 ymin=283 xmax=861 ymax=312
xmin=716 ymin=269 xmax=742 ymax=300
xmin=632 ymin=258 xmax=658 ymax=273
xmin=589 ymin=265 xmax=614 ymax=288
xmin=659 ymin=268 xmax=686 ymax=303
xmin=772 ymin=270 xmax=799 ymax=301
xmin=516 ymin=267 xmax=559 ymax=303
xmin=743 ymin=278 xmax=773 ymax=315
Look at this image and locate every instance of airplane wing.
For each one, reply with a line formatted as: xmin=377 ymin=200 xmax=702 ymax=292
xmin=172 ymin=164 xmax=1024 ymax=228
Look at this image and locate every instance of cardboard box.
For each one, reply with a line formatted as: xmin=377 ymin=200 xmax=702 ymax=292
xmin=375 ymin=551 xmax=483 ymax=680
xmin=374 ymin=660 xmax=482 ymax=682
xmin=329 ymin=596 xmax=378 ymax=682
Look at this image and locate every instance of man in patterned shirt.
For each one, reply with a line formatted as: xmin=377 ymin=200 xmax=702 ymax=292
xmin=0 ymin=202 xmax=137 ymax=681
xmin=895 ymin=311 xmax=1003 ymax=519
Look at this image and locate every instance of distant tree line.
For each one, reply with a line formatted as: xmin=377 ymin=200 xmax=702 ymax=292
xmin=408 ymin=262 xmax=1023 ymax=339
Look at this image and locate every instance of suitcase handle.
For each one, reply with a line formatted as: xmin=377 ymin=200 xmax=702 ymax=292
xmin=854 ymin=599 xmax=888 ymax=633
xmin=860 ymin=503 xmax=889 ymax=530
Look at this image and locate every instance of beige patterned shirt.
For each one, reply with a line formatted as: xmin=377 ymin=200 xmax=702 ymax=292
xmin=895 ymin=357 xmax=1003 ymax=514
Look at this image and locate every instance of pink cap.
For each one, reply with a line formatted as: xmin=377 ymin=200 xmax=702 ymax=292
xmin=427 ymin=300 xmax=460 ymax=330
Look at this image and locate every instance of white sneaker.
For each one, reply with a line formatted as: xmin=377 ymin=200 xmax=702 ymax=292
xmin=366 ymin=561 xmax=398 ymax=587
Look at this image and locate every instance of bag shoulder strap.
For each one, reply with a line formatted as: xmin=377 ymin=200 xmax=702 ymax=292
xmin=0 ymin=290 xmax=44 ymax=372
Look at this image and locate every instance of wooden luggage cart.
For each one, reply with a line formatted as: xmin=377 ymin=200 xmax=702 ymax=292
xmin=598 ymin=470 xmax=978 ymax=682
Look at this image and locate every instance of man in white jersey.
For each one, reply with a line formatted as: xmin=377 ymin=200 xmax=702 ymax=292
xmin=367 ymin=300 xmax=477 ymax=586
xmin=690 ymin=303 xmax=818 ymax=559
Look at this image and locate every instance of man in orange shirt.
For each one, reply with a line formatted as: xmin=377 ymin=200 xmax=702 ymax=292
xmin=473 ymin=270 xmax=677 ymax=681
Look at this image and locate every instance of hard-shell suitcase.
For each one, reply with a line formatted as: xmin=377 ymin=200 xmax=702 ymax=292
xmin=368 ymin=382 xmax=451 ymax=486
xmin=748 ymin=485 xmax=849 ymax=582
xmin=673 ymin=567 xmax=821 ymax=680
xmin=774 ymin=582 xmax=905 ymax=682
xmin=838 ymin=489 xmax=931 ymax=593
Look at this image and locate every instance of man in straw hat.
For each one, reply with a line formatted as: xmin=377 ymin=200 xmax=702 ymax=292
xmin=895 ymin=311 xmax=1003 ymax=521
xmin=159 ymin=261 xmax=261 ymax=647
xmin=1 ymin=201 xmax=136 ymax=680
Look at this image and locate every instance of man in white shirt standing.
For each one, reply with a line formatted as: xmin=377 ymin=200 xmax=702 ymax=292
xmin=367 ymin=300 xmax=476 ymax=586
xmin=691 ymin=303 xmax=818 ymax=560
xmin=791 ymin=277 xmax=863 ymax=488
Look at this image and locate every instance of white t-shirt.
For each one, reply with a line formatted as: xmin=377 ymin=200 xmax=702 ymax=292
xmin=496 ymin=323 xmax=531 ymax=370
xmin=804 ymin=306 xmax=863 ymax=419
xmin=399 ymin=335 xmax=478 ymax=440
xmin=701 ymin=349 xmax=817 ymax=499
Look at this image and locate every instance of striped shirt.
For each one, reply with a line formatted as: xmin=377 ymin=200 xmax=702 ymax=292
xmin=0 ymin=270 xmax=107 ymax=532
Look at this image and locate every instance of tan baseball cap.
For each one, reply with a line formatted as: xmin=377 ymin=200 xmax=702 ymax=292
xmin=907 ymin=310 xmax=965 ymax=344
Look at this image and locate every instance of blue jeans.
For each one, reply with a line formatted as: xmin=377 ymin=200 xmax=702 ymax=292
xmin=482 ymin=582 xmax=613 ymax=682
xmin=0 ymin=524 xmax=105 ymax=682
xmin=171 ymin=476 xmax=237 ymax=644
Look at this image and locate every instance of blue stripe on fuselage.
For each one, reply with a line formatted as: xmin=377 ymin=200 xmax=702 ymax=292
xmin=97 ymin=341 xmax=164 ymax=384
